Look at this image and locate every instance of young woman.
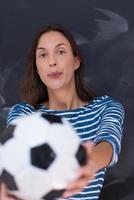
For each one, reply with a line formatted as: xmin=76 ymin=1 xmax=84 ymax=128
xmin=0 ymin=24 xmax=124 ymax=200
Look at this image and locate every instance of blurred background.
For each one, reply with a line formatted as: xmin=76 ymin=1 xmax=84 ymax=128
xmin=0 ymin=0 xmax=134 ymax=199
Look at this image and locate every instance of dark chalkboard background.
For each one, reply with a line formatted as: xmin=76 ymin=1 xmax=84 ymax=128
xmin=0 ymin=0 xmax=134 ymax=199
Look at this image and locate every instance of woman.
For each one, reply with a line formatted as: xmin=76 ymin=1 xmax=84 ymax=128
xmin=0 ymin=24 xmax=124 ymax=200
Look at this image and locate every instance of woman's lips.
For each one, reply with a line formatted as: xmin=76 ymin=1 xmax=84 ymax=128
xmin=47 ymin=72 xmax=63 ymax=79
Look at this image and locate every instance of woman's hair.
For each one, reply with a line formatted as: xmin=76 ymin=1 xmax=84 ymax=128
xmin=20 ymin=24 xmax=96 ymax=107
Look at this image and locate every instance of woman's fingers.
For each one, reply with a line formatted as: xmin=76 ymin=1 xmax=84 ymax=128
xmin=62 ymin=166 xmax=96 ymax=198
xmin=62 ymin=142 xmax=97 ymax=198
xmin=0 ymin=183 xmax=18 ymax=200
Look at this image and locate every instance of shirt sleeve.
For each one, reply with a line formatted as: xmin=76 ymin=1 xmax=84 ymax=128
xmin=7 ymin=103 xmax=34 ymax=126
xmin=94 ymin=100 xmax=125 ymax=167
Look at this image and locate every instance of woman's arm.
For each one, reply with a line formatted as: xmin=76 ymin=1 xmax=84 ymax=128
xmin=91 ymin=141 xmax=113 ymax=171
xmin=63 ymin=101 xmax=124 ymax=198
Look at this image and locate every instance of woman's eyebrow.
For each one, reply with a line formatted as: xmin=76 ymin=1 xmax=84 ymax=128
xmin=36 ymin=43 xmax=68 ymax=52
xmin=56 ymin=43 xmax=68 ymax=47
xmin=36 ymin=47 xmax=46 ymax=51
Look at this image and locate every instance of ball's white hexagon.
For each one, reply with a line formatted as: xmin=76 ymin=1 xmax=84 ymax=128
xmin=13 ymin=113 xmax=50 ymax=147
xmin=48 ymin=155 xmax=79 ymax=189
xmin=1 ymin=138 xmax=30 ymax=175
xmin=46 ymin=121 xmax=80 ymax=157
xmin=15 ymin=166 xmax=52 ymax=200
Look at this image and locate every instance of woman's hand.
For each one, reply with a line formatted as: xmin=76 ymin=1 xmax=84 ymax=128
xmin=62 ymin=141 xmax=97 ymax=198
xmin=0 ymin=183 xmax=19 ymax=200
xmin=62 ymin=140 xmax=113 ymax=198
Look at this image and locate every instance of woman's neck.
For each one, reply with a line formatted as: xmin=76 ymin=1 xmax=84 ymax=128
xmin=45 ymin=88 xmax=86 ymax=110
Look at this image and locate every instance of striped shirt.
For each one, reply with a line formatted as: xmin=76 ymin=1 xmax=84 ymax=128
xmin=7 ymin=95 xmax=124 ymax=200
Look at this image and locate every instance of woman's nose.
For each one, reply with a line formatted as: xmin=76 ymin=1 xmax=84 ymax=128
xmin=49 ymin=55 xmax=57 ymax=67
xmin=49 ymin=62 xmax=56 ymax=67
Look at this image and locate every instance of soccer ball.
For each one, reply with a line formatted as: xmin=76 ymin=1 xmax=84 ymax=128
xmin=0 ymin=112 xmax=87 ymax=200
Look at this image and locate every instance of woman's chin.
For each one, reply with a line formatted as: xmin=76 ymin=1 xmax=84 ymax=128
xmin=48 ymin=84 xmax=64 ymax=91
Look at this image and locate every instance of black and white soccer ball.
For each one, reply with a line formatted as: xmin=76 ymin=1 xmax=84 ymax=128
xmin=0 ymin=112 xmax=87 ymax=200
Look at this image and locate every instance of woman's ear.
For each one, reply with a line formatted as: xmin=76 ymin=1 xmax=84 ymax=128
xmin=74 ymin=56 xmax=80 ymax=70
xmin=36 ymin=66 xmax=39 ymax=74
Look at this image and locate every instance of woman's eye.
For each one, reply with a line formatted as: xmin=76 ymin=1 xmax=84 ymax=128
xmin=39 ymin=53 xmax=46 ymax=58
xmin=58 ymin=50 xmax=65 ymax=54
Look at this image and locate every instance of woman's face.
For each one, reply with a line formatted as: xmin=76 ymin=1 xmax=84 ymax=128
xmin=35 ymin=31 xmax=80 ymax=91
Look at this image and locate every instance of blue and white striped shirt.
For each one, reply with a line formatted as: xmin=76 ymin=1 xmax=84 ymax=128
xmin=7 ymin=95 xmax=124 ymax=200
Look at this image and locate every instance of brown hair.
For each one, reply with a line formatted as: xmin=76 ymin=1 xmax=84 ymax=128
xmin=20 ymin=24 xmax=96 ymax=107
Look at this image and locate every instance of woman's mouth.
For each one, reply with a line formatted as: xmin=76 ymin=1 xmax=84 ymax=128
xmin=47 ymin=72 xmax=63 ymax=79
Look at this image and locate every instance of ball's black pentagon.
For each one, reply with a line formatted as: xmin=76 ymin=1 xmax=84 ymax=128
xmin=31 ymin=143 xmax=56 ymax=170
xmin=0 ymin=169 xmax=18 ymax=190
xmin=41 ymin=113 xmax=62 ymax=124
xmin=42 ymin=189 xmax=65 ymax=200
xmin=75 ymin=145 xmax=87 ymax=166
xmin=0 ymin=125 xmax=16 ymax=145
